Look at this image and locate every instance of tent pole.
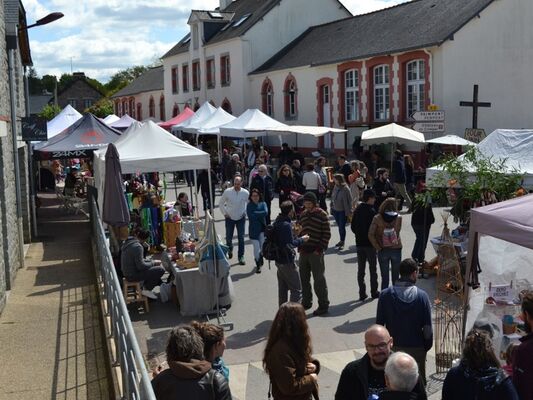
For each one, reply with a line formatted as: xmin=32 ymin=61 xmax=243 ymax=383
xmin=193 ymin=169 xmax=199 ymax=216
xmin=217 ymin=135 xmax=222 ymax=163
xmin=206 ymin=171 xmax=221 ymax=323
xmin=173 ymin=172 xmax=178 ymax=203
xmin=462 ymin=230 xmax=478 ymax=340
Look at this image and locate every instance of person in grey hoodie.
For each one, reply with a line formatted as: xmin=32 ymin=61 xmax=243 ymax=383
xmin=331 ymin=173 xmax=353 ymax=250
xmin=121 ymin=229 xmax=165 ymax=299
xmin=376 ymin=258 xmax=432 ymax=387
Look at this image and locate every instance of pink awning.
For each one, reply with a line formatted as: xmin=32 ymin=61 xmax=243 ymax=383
xmin=158 ymin=107 xmax=195 ymax=131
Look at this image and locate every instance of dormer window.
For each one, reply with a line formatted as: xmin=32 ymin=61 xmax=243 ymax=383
xmin=192 ymin=25 xmax=199 ymax=49
xmin=233 ymin=14 xmax=251 ymax=27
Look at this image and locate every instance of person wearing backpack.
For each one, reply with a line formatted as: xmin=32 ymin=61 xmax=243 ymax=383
xmin=247 ymin=189 xmax=268 ymax=274
xmin=271 ymin=201 xmax=309 ymax=306
xmin=368 ymin=197 xmax=403 ymax=290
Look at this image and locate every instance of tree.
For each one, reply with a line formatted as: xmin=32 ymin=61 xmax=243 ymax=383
xmin=85 ymin=98 xmax=114 ymax=118
xmin=41 ymin=75 xmax=57 ymax=93
xmin=28 ymin=67 xmax=44 ymax=95
xmin=105 ymin=65 xmax=148 ymax=96
xmin=39 ymin=104 xmax=61 ymax=121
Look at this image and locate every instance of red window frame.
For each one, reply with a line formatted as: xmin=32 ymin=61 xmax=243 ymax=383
xmin=171 ymin=67 xmax=178 ymax=94
xmin=192 ymin=61 xmax=200 ymax=91
xmin=182 ymin=65 xmax=189 ymax=92
xmin=220 ymin=55 xmax=230 ymax=86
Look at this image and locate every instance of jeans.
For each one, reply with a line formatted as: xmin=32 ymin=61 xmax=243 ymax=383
xmin=318 ymin=192 xmax=327 ymax=212
xmin=356 ymin=246 xmax=378 ymax=297
xmin=412 ymin=225 xmax=431 ymax=263
xmin=394 ymin=182 xmax=412 ymax=208
xmin=332 ymin=209 xmax=347 ymax=243
xmin=126 ymin=265 xmax=165 ymax=290
xmin=299 ymin=252 xmax=329 ymax=309
xmin=251 ymin=233 xmax=265 ymax=262
xmin=276 ymin=261 xmax=302 ymax=306
xmin=378 ymin=247 xmax=402 ymax=290
xmin=201 ymin=191 xmax=215 ymax=211
xmin=225 ymin=217 xmax=246 ymax=258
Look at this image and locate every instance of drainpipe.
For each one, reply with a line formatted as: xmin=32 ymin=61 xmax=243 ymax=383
xmin=7 ymin=36 xmax=25 ymax=270
xmin=24 ymin=66 xmax=38 ymax=239
xmin=423 ymin=49 xmax=434 ymax=105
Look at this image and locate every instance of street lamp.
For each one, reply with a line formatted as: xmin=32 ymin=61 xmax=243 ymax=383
xmin=8 ymin=11 xmax=64 ymax=259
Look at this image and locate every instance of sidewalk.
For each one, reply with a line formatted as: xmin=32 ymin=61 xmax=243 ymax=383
xmin=0 ymin=193 xmax=111 ymax=399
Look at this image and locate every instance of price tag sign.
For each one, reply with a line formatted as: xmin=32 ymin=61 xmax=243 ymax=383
xmin=489 ymin=284 xmax=512 ymax=303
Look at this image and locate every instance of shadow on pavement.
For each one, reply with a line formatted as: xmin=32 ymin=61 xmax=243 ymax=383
xmin=333 ymin=317 xmax=376 ymax=334
xmin=225 ymin=319 xmax=273 ymax=350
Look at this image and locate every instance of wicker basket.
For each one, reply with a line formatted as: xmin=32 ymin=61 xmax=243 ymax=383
xmin=177 ymin=260 xmax=198 ymax=270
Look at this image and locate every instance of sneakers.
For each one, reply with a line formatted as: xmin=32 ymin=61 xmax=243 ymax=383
xmin=238 ymin=256 xmax=245 ymax=265
xmin=141 ymin=289 xmax=157 ymax=300
xmin=359 ymin=294 xmax=368 ymax=302
xmin=335 ymin=241 xmax=344 ymax=248
xmin=312 ymin=307 xmax=329 ymax=316
xmin=371 ymin=291 xmax=380 ymax=299
xmin=227 ymin=251 xmax=233 ymax=259
xmin=302 ymin=303 xmax=313 ymax=310
xmin=255 ymin=259 xmax=262 ymax=273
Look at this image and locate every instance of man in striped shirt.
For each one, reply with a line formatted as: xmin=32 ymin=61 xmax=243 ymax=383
xmin=298 ymin=192 xmax=331 ymax=316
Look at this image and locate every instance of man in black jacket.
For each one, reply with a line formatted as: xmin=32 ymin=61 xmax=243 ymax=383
xmin=335 ymin=325 xmax=427 ymax=400
xmin=250 ymin=164 xmax=274 ymax=224
xmin=372 ymin=168 xmax=395 ymax=210
xmin=392 ymin=150 xmax=411 ymax=209
xmin=272 ymin=201 xmax=309 ymax=306
xmin=351 ymin=189 xmax=379 ymax=301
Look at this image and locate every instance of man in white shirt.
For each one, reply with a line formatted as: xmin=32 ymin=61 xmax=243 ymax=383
xmin=219 ymin=176 xmax=249 ymax=265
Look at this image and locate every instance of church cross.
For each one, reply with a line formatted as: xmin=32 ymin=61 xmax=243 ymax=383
xmin=459 ymin=84 xmax=491 ymax=129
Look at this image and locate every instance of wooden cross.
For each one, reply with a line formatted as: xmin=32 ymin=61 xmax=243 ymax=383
xmin=459 ymin=84 xmax=491 ymax=129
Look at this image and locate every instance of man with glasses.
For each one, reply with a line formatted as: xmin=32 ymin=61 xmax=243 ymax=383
xmin=335 ymin=325 xmax=426 ymax=400
xmin=250 ymin=164 xmax=274 ymax=224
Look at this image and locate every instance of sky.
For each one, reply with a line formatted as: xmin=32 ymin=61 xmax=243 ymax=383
xmin=25 ymin=0 xmax=405 ymax=83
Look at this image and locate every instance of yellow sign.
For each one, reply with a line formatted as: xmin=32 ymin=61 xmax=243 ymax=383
xmin=427 ymin=104 xmax=439 ymax=111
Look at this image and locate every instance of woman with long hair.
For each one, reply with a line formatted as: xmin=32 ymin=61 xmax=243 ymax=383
xmin=275 ymin=164 xmax=296 ymax=207
xmin=247 ymin=188 xmax=268 ymax=273
xmin=442 ymin=329 xmax=519 ymax=400
xmin=368 ymin=197 xmax=403 ymax=290
xmin=347 ymin=160 xmax=362 ymax=206
xmin=191 ymin=321 xmax=230 ymax=382
xmin=263 ymin=302 xmax=320 ymax=400
xmin=331 ymin=174 xmax=353 ymax=251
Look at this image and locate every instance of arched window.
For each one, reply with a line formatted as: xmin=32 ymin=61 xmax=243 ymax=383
xmin=374 ymin=64 xmax=390 ymax=121
xmin=129 ymin=97 xmax=135 ymax=118
xmin=159 ymin=95 xmax=166 ymax=121
xmin=172 ymin=103 xmax=180 ymax=117
xmin=136 ymin=103 xmax=142 ymax=120
xmin=261 ymin=78 xmax=274 ymax=116
xmin=221 ymin=98 xmax=232 ymax=115
xmin=122 ymin=99 xmax=128 ymax=116
xmin=406 ymin=59 xmax=425 ymax=119
xmin=284 ymin=75 xmax=297 ymax=119
xmin=114 ymin=100 xmax=121 ymax=116
xmin=149 ymin=96 xmax=155 ymax=118
xmin=344 ymin=69 xmax=359 ymax=121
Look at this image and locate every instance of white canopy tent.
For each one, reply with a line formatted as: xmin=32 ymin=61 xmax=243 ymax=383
xmin=219 ymin=109 xmax=288 ymax=138
xmin=195 ymin=107 xmax=236 ymax=135
xmin=93 ymin=121 xmax=210 ymax=211
xmin=426 ymin=134 xmax=476 ymax=146
xmin=109 ymin=114 xmax=137 ymax=130
xmin=103 ymin=114 xmax=120 ymax=125
xmin=171 ymin=102 xmax=216 ymax=133
xmin=46 ymin=104 xmax=82 ymax=139
xmin=427 ymin=129 xmax=533 ymax=187
xmin=266 ymin=125 xmax=347 ymax=137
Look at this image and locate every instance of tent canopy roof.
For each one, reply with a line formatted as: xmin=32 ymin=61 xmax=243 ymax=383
xmin=194 ymin=107 xmax=236 ymax=135
xmin=470 ymin=193 xmax=533 ymax=250
xmin=95 ymin=120 xmax=209 ymax=173
xmin=426 ymin=134 xmax=476 ymax=146
xmin=266 ymin=125 xmax=347 ymax=137
xmin=103 ymin=114 xmax=120 ymax=124
xmin=361 ymin=123 xmax=425 ymax=145
xmin=46 ymin=104 xmax=82 ymax=139
xmin=159 ymin=107 xmax=194 ymax=130
xmin=172 ymin=102 xmax=216 ymax=131
xmin=110 ymin=114 xmax=136 ymax=129
xmin=35 ymin=113 xmax=121 ymax=158
xmin=219 ymin=109 xmax=287 ymax=138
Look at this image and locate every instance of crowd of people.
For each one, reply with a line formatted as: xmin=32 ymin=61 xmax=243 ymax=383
xmin=152 ymin=292 xmax=533 ymax=400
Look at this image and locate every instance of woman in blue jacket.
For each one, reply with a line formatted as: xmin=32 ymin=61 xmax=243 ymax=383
xmin=247 ymin=189 xmax=268 ymax=273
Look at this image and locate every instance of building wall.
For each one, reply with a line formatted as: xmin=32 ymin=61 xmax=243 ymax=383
xmin=433 ymin=0 xmax=533 ymax=136
xmin=0 ymin=0 xmax=27 ymax=313
xmin=113 ymin=89 xmax=165 ymax=121
xmin=56 ymin=79 xmax=103 ymax=114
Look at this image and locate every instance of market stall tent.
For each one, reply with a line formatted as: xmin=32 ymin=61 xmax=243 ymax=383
xmin=361 ymin=123 xmax=425 ymax=145
xmin=159 ymin=107 xmax=194 ymax=131
xmin=219 ymin=108 xmax=287 ymax=138
xmin=46 ymin=104 xmax=82 ymax=139
xmin=427 ymin=129 xmax=533 ymax=187
xmin=191 ymin=107 xmax=236 ymax=135
xmin=109 ymin=114 xmax=137 ymax=130
xmin=103 ymin=114 xmax=120 ymax=125
xmin=426 ymin=134 xmax=476 ymax=146
xmin=171 ymin=102 xmax=216 ymax=133
xmin=266 ymin=125 xmax=347 ymax=137
xmin=35 ymin=113 xmax=121 ymax=159
xmin=464 ymin=194 xmax=533 ymax=336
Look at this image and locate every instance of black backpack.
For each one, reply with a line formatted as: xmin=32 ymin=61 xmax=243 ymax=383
xmin=262 ymin=224 xmax=280 ymax=261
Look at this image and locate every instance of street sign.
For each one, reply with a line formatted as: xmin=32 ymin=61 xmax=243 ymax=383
xmin=21 ymin=116 xmax=47 ymax=141
xmin=464 ymin=128 xmax=486 ymax=143
xmin=412 ymin=111 xmax=445 ymax=122
xmin=413 ymin=122 xmax=445 ymax=133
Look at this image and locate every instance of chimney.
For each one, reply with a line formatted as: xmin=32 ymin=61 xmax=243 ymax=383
xmin=219 ymin=0 xmax=232 ymax=11
xmin=72 ymin=72 xmax=86 ymax=78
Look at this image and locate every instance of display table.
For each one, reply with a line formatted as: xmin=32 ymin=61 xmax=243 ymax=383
xmin=162 ymin=251 xmax=232 ymax=317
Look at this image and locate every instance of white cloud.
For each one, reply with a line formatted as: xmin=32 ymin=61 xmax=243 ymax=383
xmin=26 ymin=0 xmax=406 ymax=82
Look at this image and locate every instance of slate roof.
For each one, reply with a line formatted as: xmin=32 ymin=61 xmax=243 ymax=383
xmin=112 ymin=66 xmax=164 ymax=98
xmin=29 ymin=94 xmax=53 ymax=115
xmin=162 ymin=0 xmax=351 ymax=59
xmin=252 ymin=0 xmax=495 ymax=74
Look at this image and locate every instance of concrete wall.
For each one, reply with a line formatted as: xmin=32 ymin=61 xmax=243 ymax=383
xmin=114 ymin=89 xmax=165 ymax=121
xmin=433 ymin=0 xmax=533 ymax=135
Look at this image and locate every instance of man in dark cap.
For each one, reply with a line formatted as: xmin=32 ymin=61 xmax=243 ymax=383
xmin=298 ymin=191 xmax=331 ymax=316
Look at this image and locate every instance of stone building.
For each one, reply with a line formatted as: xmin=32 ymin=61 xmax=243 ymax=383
xmin=0 ymin=0 xmax=32 ymax=313
xmin=50 ymin=71 xmax=104 ymax=114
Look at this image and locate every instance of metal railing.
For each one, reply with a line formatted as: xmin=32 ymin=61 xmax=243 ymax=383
xmin=89 ymin=193 xmax=156 ymax=400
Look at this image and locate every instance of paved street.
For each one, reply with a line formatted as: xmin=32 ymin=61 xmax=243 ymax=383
xmin=132 ymin=182 xmax=446 ymax=399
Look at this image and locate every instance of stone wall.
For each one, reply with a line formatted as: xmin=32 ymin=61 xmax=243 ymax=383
xmin=56 ymin=78 xmax=103 ymax=114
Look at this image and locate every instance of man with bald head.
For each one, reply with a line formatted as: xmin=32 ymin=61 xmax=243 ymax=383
xmin=335 ymin=325 xmax=426 ymax=400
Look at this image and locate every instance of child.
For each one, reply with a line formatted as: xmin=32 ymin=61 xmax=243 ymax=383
xmin=503 ymin=342 xmax=518 ymax=377
xmin=176 ymin=192 xmax=192 ymax=217
xmin=191 ymin=321 xmax=229 ymax=382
